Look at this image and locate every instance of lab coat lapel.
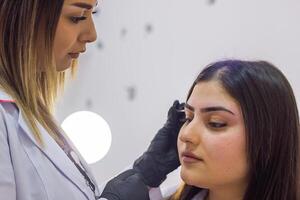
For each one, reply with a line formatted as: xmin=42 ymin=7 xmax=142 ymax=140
xmin=59 ymin=129 xmax=101 ymax=197
xmin=78 ymin=158 xmax=100 ymax=197
xmin=17 ymin=110 xmax=93 ymax=199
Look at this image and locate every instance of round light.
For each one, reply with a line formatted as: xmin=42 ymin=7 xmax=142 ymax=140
xmin=61 ymin=111 xmax=112 ymax=164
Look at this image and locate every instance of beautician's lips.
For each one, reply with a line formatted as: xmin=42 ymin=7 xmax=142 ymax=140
xmin=69 ymin=53 xmax=80 ymax=59
xmin=181 ymin=151 xmax=203 ymax=163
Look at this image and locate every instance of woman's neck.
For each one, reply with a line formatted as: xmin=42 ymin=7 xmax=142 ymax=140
xmin=205 ymin=183 xmax=246 ymax=200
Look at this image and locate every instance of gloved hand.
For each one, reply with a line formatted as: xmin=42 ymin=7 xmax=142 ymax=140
xmin=100 ymin=169 xmax=150 ymax=200
xmin=133 ymin=100 xmax=185 ymax=187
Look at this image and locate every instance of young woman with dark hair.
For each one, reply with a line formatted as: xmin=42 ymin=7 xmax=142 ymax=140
xmin=169 ymin=60 xmax=299 ymax=200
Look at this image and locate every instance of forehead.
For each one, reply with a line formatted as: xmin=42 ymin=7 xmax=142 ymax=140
xmin=188 ymin=81 xmax=241 ymax=114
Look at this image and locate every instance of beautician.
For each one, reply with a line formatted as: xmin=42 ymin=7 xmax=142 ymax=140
xmin=0 ymin=0 xmax=184 ymax=199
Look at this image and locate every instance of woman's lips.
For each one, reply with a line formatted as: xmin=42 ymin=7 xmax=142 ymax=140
xmin=181 ymin=151 xmax=203 ymax=164
xmin=69 ymin=53 xmax=80 ymax=59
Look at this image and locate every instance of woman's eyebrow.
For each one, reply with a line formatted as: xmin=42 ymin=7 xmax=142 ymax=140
xmin=201 ymin=107 xmax=235 ymax=115
xmin=185 ymin=103 xmax=235 ymax=115
xmin=71 ymin=2 xmax=95 ymax=10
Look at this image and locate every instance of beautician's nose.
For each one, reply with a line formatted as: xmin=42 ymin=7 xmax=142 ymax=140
xmin=79 ymin=19 xmax=97 ymax=43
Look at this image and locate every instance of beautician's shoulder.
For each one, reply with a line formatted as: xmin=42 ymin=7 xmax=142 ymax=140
xmin=0 ymin=91 xmax=20 ymax=129
xmin=0 ymin=98 xmax=21 ymax=153
xmin=0 ymin=103 xmax=7 ymax=130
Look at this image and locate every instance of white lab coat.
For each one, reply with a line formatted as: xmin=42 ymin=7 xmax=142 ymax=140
xmin=0 ymin=90 xmax=102 ymax=199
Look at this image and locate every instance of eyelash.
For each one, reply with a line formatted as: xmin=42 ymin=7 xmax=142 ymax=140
xmin=70 ymin=16 xmax=87 ymax=24
xmin=70 ymin=11 xmax=98 ymax=24
xmin=183 ymin=117 xmax=227 ymax=129
xmin=208 ymin=122 xmax=227 ymax=128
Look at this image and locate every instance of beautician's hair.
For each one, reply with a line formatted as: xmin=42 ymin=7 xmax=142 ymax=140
xmin=171 ymin=60 xmax=299 ymax=200
xmin=0 ymin=0 xmax=73 ymax=145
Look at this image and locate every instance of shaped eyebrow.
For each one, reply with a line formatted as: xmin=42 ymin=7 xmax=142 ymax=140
xmin=185 ymin=103 xmax=235 ymax=115
xmin=71 ymin=2 xmax=97 ymax=10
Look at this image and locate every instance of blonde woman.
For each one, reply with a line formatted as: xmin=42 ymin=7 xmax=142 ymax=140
xmin=0 ymin=0 xmax=184 ymax=199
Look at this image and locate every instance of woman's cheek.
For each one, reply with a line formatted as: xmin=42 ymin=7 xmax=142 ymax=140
xmin=203 ymin=130 xmax=246 ymax=165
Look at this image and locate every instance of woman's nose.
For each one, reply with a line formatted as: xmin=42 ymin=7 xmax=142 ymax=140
xmin=79 ymin=19 xmax=97 ymax=43
xmin=178 ymin=120 xmax=202 ymax=145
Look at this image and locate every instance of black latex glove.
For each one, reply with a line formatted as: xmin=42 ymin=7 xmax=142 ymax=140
xmin=133 ymin=100 xmax=185 ymax=187
xmin=100 ymin=169 xmax=150 ymax=200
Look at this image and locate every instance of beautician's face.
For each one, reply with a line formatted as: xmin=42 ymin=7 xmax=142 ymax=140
xmin=178 ymin=81 xmax=248 ymax=189
xmin=53 ymin=0 xmax=98 ymax=71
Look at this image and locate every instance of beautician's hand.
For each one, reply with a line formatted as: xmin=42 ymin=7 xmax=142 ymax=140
xmin=133 ymin=100 xmax=185 ymax=187
xmin=100 ymin=169 xmax=150 ymax=200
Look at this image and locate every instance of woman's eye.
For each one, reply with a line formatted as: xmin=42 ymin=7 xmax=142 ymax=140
xmin=183 ymin=117 xmax=192 ymax=124
xmin=208 ymin=122 xmax=227 ymax=128
xmin=70 ymin=16 xmax=87 ymax=24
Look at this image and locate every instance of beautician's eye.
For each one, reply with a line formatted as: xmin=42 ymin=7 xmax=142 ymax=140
xmin=70 ymin=16 xmax=87 ymax=24
xmin=208 ymin=122 xmax=227 ymax=128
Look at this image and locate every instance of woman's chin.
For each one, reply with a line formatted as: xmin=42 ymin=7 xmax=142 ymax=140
xmin=180 ymin=168 xmax=195 ymax=185
xmin=56 ymin=61 xmax=73 ymax=72
xmin=55 ymin=57 xmax=77 ymax=72
xmin=180 ymin=167 xmax=208 ymax=188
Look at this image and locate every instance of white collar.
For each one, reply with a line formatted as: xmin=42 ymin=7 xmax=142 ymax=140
xmin=0 ymin=90 xmax=14 ymax=102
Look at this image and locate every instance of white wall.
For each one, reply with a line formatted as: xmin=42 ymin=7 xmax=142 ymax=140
xmin=55 ymin=0 xmax=300 ymax=184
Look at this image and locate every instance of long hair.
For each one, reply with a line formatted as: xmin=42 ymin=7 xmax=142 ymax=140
xmin=0 ymin=0 xmax=73 ymax=145
xmin=171 ymin=60 xmax=299 ymax=200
